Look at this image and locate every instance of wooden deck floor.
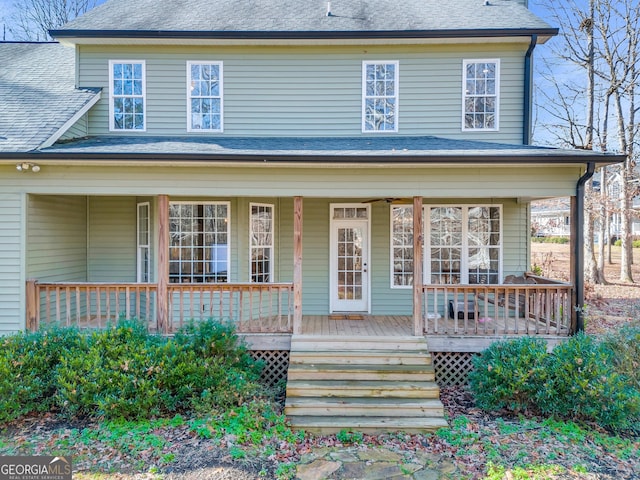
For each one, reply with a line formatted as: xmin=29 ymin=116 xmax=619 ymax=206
xmin=301 ymin=315 xmax=413 ymax=336
xmin=299 ymin=314 xmax=569 ymax=337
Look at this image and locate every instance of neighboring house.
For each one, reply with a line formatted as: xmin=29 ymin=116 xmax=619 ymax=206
xmin=0 ymin=0 xmax=624 ymax=432
xmin=532 ymin=175 xmax=640 ymax=239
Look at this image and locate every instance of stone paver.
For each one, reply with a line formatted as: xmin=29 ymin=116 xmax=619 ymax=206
xmin=295 ymin=446 xmax=459 ymax=480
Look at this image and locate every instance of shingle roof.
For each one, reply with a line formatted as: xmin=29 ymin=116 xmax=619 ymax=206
xmin=21 ymin=136 xmax=623 ymax=166
xmin=0 ymin=42 xmax=101 ymax=153
xmin=53 ymin=0 xmax=554 ymax=38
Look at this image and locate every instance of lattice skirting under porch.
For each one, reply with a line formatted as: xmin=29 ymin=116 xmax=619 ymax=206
xmin=249 ymin=350 xmax=290 ymax=388
xmin=431 ymin=352 xmax=479 ymax=386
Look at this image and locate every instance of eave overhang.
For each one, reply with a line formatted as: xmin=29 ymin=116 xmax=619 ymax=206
xmin=0 ymin=151 xmax=625 ymax=169
xmin=50 ymin=27 xmax=558 ymax=46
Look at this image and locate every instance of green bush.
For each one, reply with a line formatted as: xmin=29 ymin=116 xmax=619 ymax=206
xmin=0 ymin=320 xmax=265 ymax=423
xmin=55 ymin=320 xmax=264 ymax=420
xmin=613 ymin=239 xmax=640 ymax=248
xmin=0 ymin=327 xmax=84 ymax=422
xmin=600 ymin=325 xmax=640 ymax=391
xmin=539 ymin=333 xmax=640 ymax=430
xmin=470 ymin=333 xmax=640 ymax=432
xmin=531 ymin=236 xmax=570 ymax=244
xmin=468 ymin=337 xmax=549 ymax=412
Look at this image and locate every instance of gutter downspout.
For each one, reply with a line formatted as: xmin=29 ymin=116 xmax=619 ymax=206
xmin=575 ymin=162 xmax=595 ymax=332
xmin=523 ymin=34 xmax=538 ymax=145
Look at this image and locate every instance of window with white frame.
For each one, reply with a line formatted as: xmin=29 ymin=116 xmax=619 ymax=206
xmin=169 ymin=203 xmax=229 ymax=283
xmin=187 ymin=62 xmax=223 ymax=131
xmin=137 ymin=202 xmax=150 ymax=282
xmin=462 ymin=59 xmax=499 ymax=131
xmin=427 ymin=206 xmax=501 ymax=284
xmin=391 ymin=206 xmax=414 ymax=287
xmin=363 ymin=61 xmax=398 ymax=132
xmin=109 ymin=60 xmax=145 ymax=131
xmin=250 ymin=204 xmax=274 ymax=283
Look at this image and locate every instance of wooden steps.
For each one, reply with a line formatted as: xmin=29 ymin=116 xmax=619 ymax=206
xmin=285 ymin=335 xmax=448 ymax=434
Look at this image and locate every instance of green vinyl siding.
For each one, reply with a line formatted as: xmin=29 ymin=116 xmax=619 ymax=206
xmin=79 ymin=43 xmax=526 ymax=143
xmin=59 ymin=114 xmax=89 ymax=141
xmin=87 ymin=196 xmax=136 ymax=281
xmin=26 ymin=195 xmax=87 ymax=281
xmin=0 ymin=194 xmax=24 ymax=334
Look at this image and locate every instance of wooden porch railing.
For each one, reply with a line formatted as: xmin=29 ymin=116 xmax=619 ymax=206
xmin=26 ymin=281 xmax=158 ymax=331
xmin=167 ymin=283 xmax=293 ymax=333
xmin=26 ymin=280 xmax=293 ymax=334
xmin=422 ymin=280 xmax=572 ymax=336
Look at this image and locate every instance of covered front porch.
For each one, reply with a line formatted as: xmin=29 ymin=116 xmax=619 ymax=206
xmin=24 ymin=191 xmax=576 ymax=343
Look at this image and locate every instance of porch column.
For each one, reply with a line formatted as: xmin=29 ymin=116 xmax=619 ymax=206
xmin=25 ymin=279 xmax=39 ymax=332
xmin=157 ymin=194 xmax=170 ymax=334
xmin=413 ymin=196 xmax=423 ymax=336
xmin=293 ymin=196 xmax=303 ymax=334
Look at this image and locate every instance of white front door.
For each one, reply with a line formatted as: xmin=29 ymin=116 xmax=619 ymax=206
xmin=330 ymin=205 xmax=370 ymax=312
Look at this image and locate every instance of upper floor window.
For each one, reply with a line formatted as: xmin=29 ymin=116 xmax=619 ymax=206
xmin=188 ymin=62 xmax=223 ymax=132
xmin=462 ymin=59 xmax=499 ymax=131
xmin=362 ymin=61 xmax=398 ymax=132
xmin=109 ymin=60 xmax=145 ymax=131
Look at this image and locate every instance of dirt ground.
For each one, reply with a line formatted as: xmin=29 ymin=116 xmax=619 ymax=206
xmin=531 ymin=242 xmax=640 ymax=334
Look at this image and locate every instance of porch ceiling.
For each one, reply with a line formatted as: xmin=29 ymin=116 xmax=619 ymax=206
xmin=5 ymin=136 xmax=625 ymax=167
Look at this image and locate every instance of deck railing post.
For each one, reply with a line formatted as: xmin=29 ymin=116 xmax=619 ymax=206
xmin=293 ymin=196 xmax=303 ymax=335
xmin=157 ymin=194 xmax=170 ymax=334
xmin=413 ymin=196 xmax=423 ymax=336
xmin=26 ymin=279 xmax=39 ymax=332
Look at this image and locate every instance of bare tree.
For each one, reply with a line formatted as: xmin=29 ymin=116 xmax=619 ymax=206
xmin=536 ymin=0 xmax=639 ymax=284
xmin=594 ymin=0 xmax=640 ymax=282
xmin=8 ymin=0 xmax=99 ymax=41
xmin=536 ymin=0 xmax=604 ymax=284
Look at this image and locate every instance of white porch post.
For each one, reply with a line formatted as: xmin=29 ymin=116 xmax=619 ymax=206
xmin=413 ymin=196 xmax=423 ymax=336
xmin=293 ymin=196 xmax=303 ymax=334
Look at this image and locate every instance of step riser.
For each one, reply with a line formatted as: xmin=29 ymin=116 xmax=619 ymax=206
xmin=287 ymin=371 xmax=435 ymax=381
xmin=290 ymin=355 xmax=432 ymax=366
xmin=288 ymin=425 xmax=445 ymax=435
xmin=292 ymin=342 xmax=428 ymax=351
xmin=285 ymin=407 xmax=444 ymax=417
xmin=286 ymin=388 xmax=440 ymax=398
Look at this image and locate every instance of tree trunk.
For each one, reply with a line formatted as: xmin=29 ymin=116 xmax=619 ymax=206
xmin=596 ymin=168 xmax=608 ymax=283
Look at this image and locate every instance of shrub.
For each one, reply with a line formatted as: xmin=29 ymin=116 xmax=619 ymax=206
xmin=614 ymin=239 xmax=640 ymax=248
xmin=531 ymin=236 xmax=570 ymax=244
xmin=539 ymin=333 xmax=640 ymax=430
xmin=600 ymin=324 xmax=640 ymax=391
xmin=468 ymin=337 xmax=549 ymax=412
xmin=54 ymin=320 xmax=265 ymax=420
xmin=0 ymin=327 xmax=84 ymax=422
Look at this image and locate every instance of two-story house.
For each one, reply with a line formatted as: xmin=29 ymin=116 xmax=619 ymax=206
xmin=0 ymin=0 xmax=624 ymax=432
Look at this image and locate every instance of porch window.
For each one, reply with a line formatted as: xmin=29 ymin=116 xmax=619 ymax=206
xmin=427 ymin=206 xmax=501 ymax=284
xmin=462 ymin=59 xmax=499 ymax=131
xmin=109 ymin=60 xmax=145 ymax=131
xmin=391 ymin=206 xmax=413 ymax=287
xmin=362 ymin=61 xmax=399 ymax=132
xmin=137 ymin=202 xmax=150 ymax=282
xmin=250 ymin=203 xmax=274 ymax=283
xmin=187 ymin=62 xmax=223 ymax=132
xmin=169 ymin=202 xmax=229 ymax=283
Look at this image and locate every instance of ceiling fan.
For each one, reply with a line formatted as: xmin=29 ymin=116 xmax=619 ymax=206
xmin=363 ymin=197 xmax=413 ymax=204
